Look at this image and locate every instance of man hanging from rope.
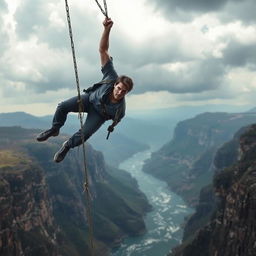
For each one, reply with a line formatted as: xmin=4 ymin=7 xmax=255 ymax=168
xmin=36 ymin=18 xmax=134 ymax=163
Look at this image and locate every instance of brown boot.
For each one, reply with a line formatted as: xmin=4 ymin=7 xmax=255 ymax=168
xmin=36 ymin=128 xmax=59 ymax=142
xmin=53 ymin=141 xmax=70 ymax=163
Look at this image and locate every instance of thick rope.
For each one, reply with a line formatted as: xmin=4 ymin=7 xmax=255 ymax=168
xmin=64 ymin=1 xmax=95 ymax=255
xmin=94 ymin=0 xmax=108 ymax=18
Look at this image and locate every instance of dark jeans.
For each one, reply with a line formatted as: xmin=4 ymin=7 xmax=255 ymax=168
xmin=52 ymin=93 xmax=105 ymax=148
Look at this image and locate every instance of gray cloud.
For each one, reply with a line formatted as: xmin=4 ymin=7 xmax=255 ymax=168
xmin=131 ymin=58 xmax=226 ymax=94
xmin=4 ymin=0 xmax=193 ymax=95
xmin=0 ymin=30 xmax=8 ymax=57
xmin=108 ymin=32 xmax=226 ymax=95
xmin=219 ymin=0 xmax=256 ymax=24
xmin=6 ymin=0 xmax=105 ymax=92
xmin=14 ymin=0 xmax=50 ymax=40
xmin=0 ymin=2 xmax=10 ymax=63
xmin=0 ymin=1 xmax=7 ymax=13
xmin=151 ymin=0 xmax=230 ymax=13
xmin=1 ymin=54 xmax=101 ymax=94
xmin=14 ymin=0 xmax=101 ymax=49
xmin=111 ymin=35 xmax=190 ymax=69
xmin=175 ymin=89 xmax=234 ymax=102
xmin=146 ymin=0 xmax=231 ymax=21
xmin=147 ymin=0 xmax=256 ymax=23
xmin=222 ymin=41 xmax=256 ymax=68
xmin=14 ymin=0 xmax=69 ymax=51
xmin=1 ymin=0 xmax=255 ymax=109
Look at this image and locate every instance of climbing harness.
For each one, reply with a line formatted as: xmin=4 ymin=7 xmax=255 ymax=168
xmin=64 ymin=0 xmax=95 ymax=255
xmin=83 ymin=79 xmax=123 ymax=140
xmin=83 ymin=79 xmax=115 ymax=94
xmin=100 ymin=100 xmax=122 ymax=140
xmin=106 ymin=107 xmax=122 ymax=140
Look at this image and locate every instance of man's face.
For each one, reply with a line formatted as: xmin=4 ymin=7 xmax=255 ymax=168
xmin=113 ymin=82 xmax=128 ymax=101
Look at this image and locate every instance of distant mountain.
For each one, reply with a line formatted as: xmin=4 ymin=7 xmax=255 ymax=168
xmin=129 ymin=104 xmax=255 ymax=124
xmin=0 ymin=112 xmax=149 ymax=166
xmin=143 ymin=111 xmax=256 ymax=206
xmin=0 ymin=126 xmax=151 ymax=255
xmin=129 ymin=104 xmax=255 ymax=148
xmin=171 ymin=124 xmax=256 ymax=256
xmin=0 ymin=111 xmax=48 ymax=128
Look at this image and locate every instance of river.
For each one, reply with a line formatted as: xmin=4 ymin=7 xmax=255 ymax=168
xmin=111 ymin=150 xmax=194 ymax=256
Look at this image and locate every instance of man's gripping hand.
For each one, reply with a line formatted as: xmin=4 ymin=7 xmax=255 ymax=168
xmin=103 ymin=18 xmax=113 ymax=30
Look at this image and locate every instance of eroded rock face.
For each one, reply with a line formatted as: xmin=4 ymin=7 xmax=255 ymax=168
xmin=171 ymin=124 xmax=256 ymax=256
xmin=0 ymin=162 xmax=58 ymax=256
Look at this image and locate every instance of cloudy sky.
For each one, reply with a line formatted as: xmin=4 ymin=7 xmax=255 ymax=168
xmin=0 ymin=0 xmax=256 ymax=116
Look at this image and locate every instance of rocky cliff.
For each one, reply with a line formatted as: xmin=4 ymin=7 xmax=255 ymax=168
xmin=0 ymin=150 xmax=59 ymax=256
xmin=143 ymin=112 xmax=256 ymax=206
xmin=171 ymin=124 xmax=256 ymax=256
xmin=0 ymin=126 xmax=151 ymax=256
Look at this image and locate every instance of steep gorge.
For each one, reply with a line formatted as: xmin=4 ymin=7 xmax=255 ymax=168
xmin=143 ymin=112 xmax=256 ymax=206
xmin=0 ymin=126 xmax=151 ymax=256
xmin=171 ymin=124 xmax=256 ymax=256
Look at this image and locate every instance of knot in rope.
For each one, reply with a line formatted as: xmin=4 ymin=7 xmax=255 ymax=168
xmin=83 ymin=182 xmax=89 ymax=191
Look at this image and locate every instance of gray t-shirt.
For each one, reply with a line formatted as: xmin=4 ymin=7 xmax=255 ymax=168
xmin=101 ymin=57 xmax=118 ymax=81
xmin=89 ymin=58 xmax=125 ymax=121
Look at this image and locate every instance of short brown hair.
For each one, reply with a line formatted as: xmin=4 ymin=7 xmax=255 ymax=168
xmin=116 ymin=75 xmax=134 ymax=92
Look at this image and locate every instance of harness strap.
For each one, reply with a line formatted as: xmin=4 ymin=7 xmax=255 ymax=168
xmin=83 ymin=79 xmax=116 ymax=94
xmin=100 ymin=100 xmax=112 ymax=121
xmin=106 ymin=107 xmax=122 ymax=140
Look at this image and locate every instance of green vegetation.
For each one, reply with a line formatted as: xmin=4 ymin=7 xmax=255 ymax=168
xmin=93 ymin=181 xmax=146 ymax=236
xmin=0 ymin=150 xmax=31 ymax=168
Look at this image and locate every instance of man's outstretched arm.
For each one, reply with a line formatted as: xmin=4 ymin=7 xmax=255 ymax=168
xmin=99 ymin=18 xmax=113 ymax=67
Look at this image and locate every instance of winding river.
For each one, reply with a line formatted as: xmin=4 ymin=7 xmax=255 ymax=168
xmin=111 ymin=150 xmax=194 ymax=256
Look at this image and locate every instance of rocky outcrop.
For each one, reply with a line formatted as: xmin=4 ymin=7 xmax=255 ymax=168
xmin=0 ymin=151 xmax=59 ymax=256
xmin=170 ymin=124 xmax=256 ymax=256
xmin=180 ymin=126 xmax=247 ymax=244
xmin=143 ymin=112 xmax=256 ymax=206
xmin=0 ymin=127 xmax=151 ymax=256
